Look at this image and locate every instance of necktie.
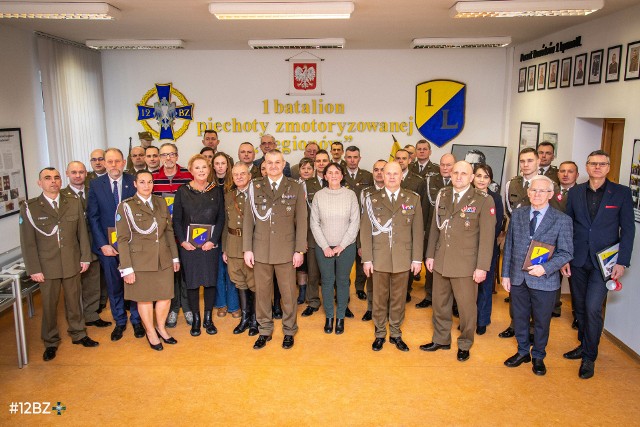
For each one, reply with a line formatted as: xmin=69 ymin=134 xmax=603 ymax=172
xmin=351 ymin=173 xmax=356 ymax=180
xmin=444 ymin=178 xmax=450 ymax=186
xmin=113 ymin=180 xmax=119 ymax=205
xmin=390 ymin=193 xmax=396 ymax=208
xmin=561 ymin=188 xmax=567 ymax=198
xmin=419 ymin=165 xmax=424 ymax=173
xmin=52 ymin=200 xmax=59 ymax=212
xmin=271 ymin=181 xmax=277 ymax=193
xmin=539 ymin=168 xmax=545 ymax=175
xmin=146 ymin=201 xmax=153 ymax=212
xmin=78 ymin=190 xmax=84 ymax=200
xmin=524 ymin=180 xmax=529 ymax=191
xmin=453 ymin=192 xmax=460 ymax=208
xmin=530 ymin=210 xmax=540 ymax=237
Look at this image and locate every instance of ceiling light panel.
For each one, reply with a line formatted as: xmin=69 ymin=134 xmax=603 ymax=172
xmin=450 ymin=0 xmax=604 ymax=18
xmin=86 ymin=40 xmax=184 ymax=50
xmin=248 ymin=38 xmax=345 ymax=49
xmin=209 ymin=2 xmax=354 ymax=20
xmin=411 ymin=37 xmax=511 ymax=49
xmin=0 ymin=2 xmax=121 ymax=19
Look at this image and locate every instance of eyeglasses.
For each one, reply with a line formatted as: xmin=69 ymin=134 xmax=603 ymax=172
xmin=528 ymin=189 xmax=553 ymax=194
xmin=587 ymin=161 xmax=609 ymax=167
xmin=159 ymin=152 xmax=178 ymax=158
xmin=90 ymin=157 xmax=104 ymax=162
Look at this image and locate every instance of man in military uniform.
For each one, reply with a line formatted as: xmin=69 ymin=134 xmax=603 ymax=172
xmin=359 ymin=160 xmax=387 ymax=321
xmin=254 ymin=134 xmax=292 ymax=178
xmin=501 ymin=147 xmax=563 ymax=338
xmin=360 ymin=161 xmax=423 ymax=352
xmin=409 ymin=140 xmax=440 ymax=178
xmin=223 ymin=163 xmax=258 ymax=336
xmin=126 ymin=146 xmax=147 ymax=174
xmin=237 ymin=142 xmax=262 ymax=179
xmin=202 ymin=129 xmax=220 ymax=152
xmin=343 ymin=145 xmax=374 ymax=300
xmin=20 ymin=167 xmax=98 ymax=362
xmin=87 ymin=148 xmax=106 ymax=182
xmin=243 ymin=150 xmax=307 ymax=350
xmin=537 ymin=141 xmax=560 ymax=184
xmin=290 ymin=142 xmax=319 ymax=180
xmin=62 ymin=161 xmax=111 ymax=328
xmin=138 ymin=131 xmax=155 ymax=149
xmin=422 ymin=161 xmax=495 ymax=362
xmin=330 ymin=141 xmax=347 ymax=168
xmin=299 ymin=150 xmax=330 ymax=319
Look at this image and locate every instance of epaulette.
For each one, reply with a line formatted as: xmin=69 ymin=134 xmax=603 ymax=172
xmin=549 ymin=165 xmax=558 ymax=171
xmin=401 ymin=189 xmax=420 ymax=198
xmin=439 ymin=186 xmax=452 ymax=196
xmin=474 ymin=188 xmax=489 ymax=197
xmin=151 ymin=194 xmax=164 ymax=200
xmin=510 ymin=175 xmax=524 ymax=184
xmin=121 ymin=196 xmax=136 ymax=203
xmin=26 ymin=197 xmax=39 ymax=205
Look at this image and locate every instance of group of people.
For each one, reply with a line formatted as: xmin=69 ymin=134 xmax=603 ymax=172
xmin=19 ymin=132 xmax=634 ymax=380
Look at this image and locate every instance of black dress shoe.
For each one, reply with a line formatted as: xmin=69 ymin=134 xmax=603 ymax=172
xmin=372 ymin=337 xmax=385 ymax=351
xmin=504 ymin=352 xmax=531 ymax=367
xmin=72 ymin=336 xmax=99 ymax=347
xmin=356 ymin=290 xmax=367 ymax=300
xmin=414 ymin=273 xmax=421 ymax=281
xmin=156 ymin=329 xmax=177 ymax=344
xmin=111 ymin=325 xmax=126 ymax=341
xmin=572 ymin=318 xmax=579 ymax=330
xmin=282 ymin=335 xmax=294 ymax=349
xmin=335 ymin=319 xmax=344 ymax=335
xmin=551 ymin=312 xmax=561 ymax=318
xmin=532 ymin=358 xmax=546 ymax=376
xmin=43 ymin=347 xmax=57 ymax=361
xmin=457 ymin=349 xmax=470 ymax=362
xmin=563 ymin=345 xmax=583 ymax=360
xmin=361 ymin=310 xmax=372 ymax=321
xmin=498 ymin=327 xmax=515 ymax=338
xmin=419 ymin=342 xmax=451 ymax=352
xmin=389 ymin=336 xmax=409 ymax=352
xmin=504 ymin=296 xmax=510 ymax=303
xmin=132 ymin=322 xmax=145 ymax=338
xmin=253 ymin=335 xmax=272 ymax=350
xmin=85 ymin=318 xmax=112 ymax=328
xmin=344 ymin=306 xmax=354 ymax=318
xmin=146 ymin=334 xmax=163 ymax=351
xmin=324 ymin=318 xmax=334 ymax=334
xmin=579 ymin=359 xmax=595 ymax=379
xmin=97 ymin=303 xmax=106 ymax=314
xmin=301 ymin=306 xmax=318 ymax=317
xmin=415 ymin=298 xmax=432 ymax=308
xmin=272 ymin=305 xmax=283 ymax=319
xmin=406 ymin=293 xmax=411 ymax=302
xmin=476 ymin=325 xmax=487 ymax=335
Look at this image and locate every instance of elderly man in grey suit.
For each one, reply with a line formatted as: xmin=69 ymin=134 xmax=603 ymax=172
xmin=501 ymin=175 xmax=573 ymax=376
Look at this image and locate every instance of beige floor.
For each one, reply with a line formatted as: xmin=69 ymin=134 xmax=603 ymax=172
xmin=1 ymin=277 xmax=639 ymax=426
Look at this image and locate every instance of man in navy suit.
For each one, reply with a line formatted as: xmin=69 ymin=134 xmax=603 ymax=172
xmin=561 ymin=150 xmax=635 ymax=379
xmin=87 ymin=148 xmax=145 ymax=341
xmin=501 ymin=175 xmax=573 ymax=375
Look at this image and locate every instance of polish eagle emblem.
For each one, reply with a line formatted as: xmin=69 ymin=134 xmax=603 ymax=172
xmin=153 ymin=97 xmax=177 ymax=131
xmin=294 ymin=63 xmax=317 ymax=90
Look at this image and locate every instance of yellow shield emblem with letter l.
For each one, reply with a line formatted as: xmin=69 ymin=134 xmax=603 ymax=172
xmin=415 ymin=80 xmax=466 ymax=147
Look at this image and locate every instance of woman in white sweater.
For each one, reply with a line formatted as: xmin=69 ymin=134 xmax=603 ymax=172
xmin=310 ymin=162 xmax=360 ymax=334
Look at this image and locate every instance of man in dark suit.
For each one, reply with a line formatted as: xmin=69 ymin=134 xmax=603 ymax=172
xmin=561 ymin=150 xmax=635 ymax=379
xmin=87 ymin=148 xmax=145 ymax=341
xmin=502 ymin=175 xmax=573 ymax=376
xmin=62 ymin=161 xmax=111 ymax=328
xmin=20 ymin=167 xmax=98 ymax=361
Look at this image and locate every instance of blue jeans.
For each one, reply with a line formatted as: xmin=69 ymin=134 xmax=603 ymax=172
xmin=315 ymin=243 xmax=356 ymax=319
xmin=215 ymin=252 xmax=239 ymax=312
xmin=477 ymin=245 xmax=498 ymax=327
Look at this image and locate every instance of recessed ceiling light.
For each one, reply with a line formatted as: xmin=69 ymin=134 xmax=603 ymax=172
xmin=209 ymin=2 xmax=354 ymax=20
xmin=0 ymin=2 xmax=121 ymax=19
xmin=450 ymin=0 xmax=604 ymax=18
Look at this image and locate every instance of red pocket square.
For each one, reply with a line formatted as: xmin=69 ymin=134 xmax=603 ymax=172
xmin=605 ymin=205 xmax=619 ymax=209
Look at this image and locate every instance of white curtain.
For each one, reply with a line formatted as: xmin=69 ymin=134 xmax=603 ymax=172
xmin=36 ymin=35 xmax=107 ymax=173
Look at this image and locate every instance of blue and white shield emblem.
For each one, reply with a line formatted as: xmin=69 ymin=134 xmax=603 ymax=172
xmin=415 ymin=80 xmax=466 ymax=147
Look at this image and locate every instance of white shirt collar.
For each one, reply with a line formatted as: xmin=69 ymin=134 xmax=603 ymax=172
xmin=385 ymin=187 xmax=400 ymax=200
xmin=137 ymin=193 xmax=153 ymax=207
xmin=43 ymin=193 xmax=60 ymax=208
xmin=453 ymin=185 xmax=471 ymax=201
xmin=268 ymin=175 xmax=284 ymax=189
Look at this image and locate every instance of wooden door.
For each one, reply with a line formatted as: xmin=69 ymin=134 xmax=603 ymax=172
xmin=601 ymin=118 xmax=625 ymax=183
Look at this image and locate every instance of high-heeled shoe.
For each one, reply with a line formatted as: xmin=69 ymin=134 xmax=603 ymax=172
xmin=335 ymin=318 xmax=345 ymax=335
xmin=156 ymin=328 xmax=177 ymax=344
xmin=324 ymin=318 xmax=334 ymax=334
xmin=146 ymin=333 xmax=163 ymax=351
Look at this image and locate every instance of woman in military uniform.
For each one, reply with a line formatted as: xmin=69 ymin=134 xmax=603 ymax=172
xmin=172 ymin=154 xmax=225 ymax=336
xmin=116 ymin=171 xmax=180 ymax=351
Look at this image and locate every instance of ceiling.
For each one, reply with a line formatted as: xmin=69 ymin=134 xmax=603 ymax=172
xmin=2 ymin=0 xmax=640 ymax=49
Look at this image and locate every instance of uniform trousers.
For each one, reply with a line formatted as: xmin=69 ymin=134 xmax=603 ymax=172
xmin=254 ymin=261 xmax=298 ymax=336
xmin=305 ymin=246 xmax=321 ymax=309
xmin=365 ymin=275 xmax=374 ymax=311
xmin=80 ymin=259 xmax=101 ymax=323
xmin=40 ymin=274 xmax=86 ymax=347
xmin=511 ymin=281 xmax=556 ymax=359
xmin=372 ymin=270 xmax=409 ymax=338
xmin=97 ymin=254 xmax=140 ymax=326
xmin=570 ymin=261 xmax=609 ymax=362
xmin=227 ymin=257 xmax=255 ymax=291
xmin=432 ymin=271 xmax=478 ymax=351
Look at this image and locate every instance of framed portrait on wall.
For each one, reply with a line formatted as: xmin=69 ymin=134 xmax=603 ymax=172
xmin=629 ymin=139 xmax=640 ymax=222
xmin=573 ymin=53 xmax=587 ymax=86
xmin=560 ymin=57 xmax=572 ymax=88
xmin=518 ymin=67 xmax=527 ymax=92
xmin=451 ymin=144 xmax=507 ymax=193
xmin=605 ymin=44 xmax=622 ymax=83
xmin=588 ymin=49 xmax=604 ymax=84
xmin=624 ymin=40 xmax=640 ymax=81
xmin=548 ymin=60 xmax=559 ymax=89
xmin=0 ymin=128 xmax=28 ymax=219
xmin=537 ymin=62 xmax=547 ymax=90
xmin=527 ymin=65 xmax=536 ymax=91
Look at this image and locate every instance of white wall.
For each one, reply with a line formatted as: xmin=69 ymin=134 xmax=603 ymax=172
xmin=508 ymin=4 xmax=640 ymax=354
xmin=101 ymin=49 xmax=509 ymax=170
xmin=0 ymin=25 xmax=49 ymax=253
